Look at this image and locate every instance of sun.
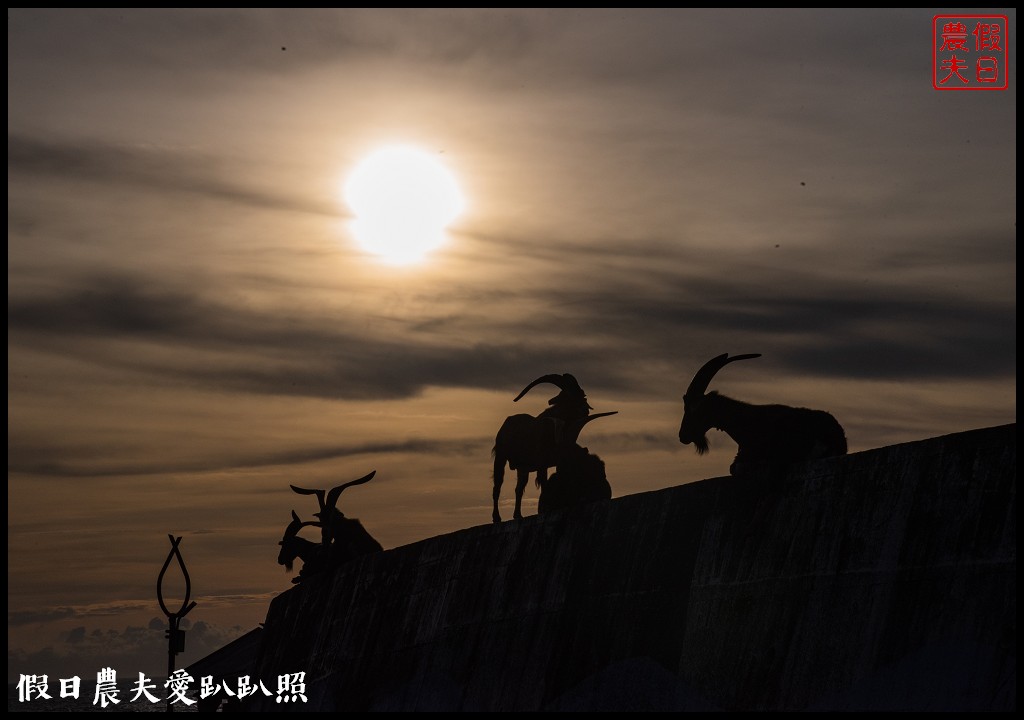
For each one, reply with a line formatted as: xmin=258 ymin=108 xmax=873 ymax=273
xmin=343 ymin=145 xmax=465 ymax=265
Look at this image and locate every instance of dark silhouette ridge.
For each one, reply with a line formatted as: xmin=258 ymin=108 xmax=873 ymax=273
xmin=242 ymin=424 xmax=1015 ymax=712
xmin=491 ymin=373 xmax=616 ymax=522
xmin=537 ymin=442 xmax=611 ymax=515
xmin=185 ymin=626 xmax=263 ymax=712
xmin=678 ymin=353 xmax=847 ymax=476
xmin=278 ymin=471 xmax=383 ymax=583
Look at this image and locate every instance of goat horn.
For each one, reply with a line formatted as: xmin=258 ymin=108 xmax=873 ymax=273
xmin=289 ymin=510 xmax=322 ymax=528
xmin=284 ymin=510 xmax=306 ymax=538
xmin=513 ymin=373 xmax=585 ymax=403
xmin=324 ymin=470 xmax=377 ymax=510
xmin=565 ymin=411 xmax=618 ymax=445
xmin=684 ymin=353 xmax=761 ymax=400
xmin=290 ymin=485 xmax=327 ymax=513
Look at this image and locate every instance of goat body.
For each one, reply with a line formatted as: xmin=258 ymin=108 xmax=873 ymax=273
xmin=678 ymin=353 xmax=847 ymax=477
xmin=492 ymin=414 xmax=564 ymax=522
xmin=495 ymin=413 xmax=565 ymax=473
xmin=696 ymin=393 xmax=847 ymax=475
xmin=537 ymin=444 xmax=611 ymax=515
xmin=318 ymin=508 xmax=384 ymax=564
xmin=712 ymin=393 xmax=847 ymax=473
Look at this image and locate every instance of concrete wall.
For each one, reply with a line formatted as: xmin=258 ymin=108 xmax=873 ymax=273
xmin=247 ymin=424 xmax=1016 ymax=711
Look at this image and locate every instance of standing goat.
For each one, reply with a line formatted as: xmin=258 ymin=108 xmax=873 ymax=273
xmin=678 ymin=353 xmax=847 ymax=476
xmin=492 ymin=373 xmax=616 ymax=522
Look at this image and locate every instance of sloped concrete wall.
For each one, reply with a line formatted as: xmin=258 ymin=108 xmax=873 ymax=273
xmin=247 ymin=424 xmax=1015 ymax=711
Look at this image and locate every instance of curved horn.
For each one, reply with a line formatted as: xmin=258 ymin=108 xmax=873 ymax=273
xmin=324 ymin=470 xmax=377 ymax=511
xmin=565 ymin=411 xmax=618 ymax=445
xmin=284 ymin=510 xmax=321 ymax=538
xmin=684 ymin=353 xmax=761 ymax=400
xmin=513 ymin=373 xmax=582 ymax=403
xmin=290 ymin=485 xmax=327 ymax=513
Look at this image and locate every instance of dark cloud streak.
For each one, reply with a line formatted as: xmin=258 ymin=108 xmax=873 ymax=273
xmin=8 ymin=133 xmax=340 ymax=217
xmin=9 ymin=436 xmax=490 ymax=479
xmin=8 ymin=262 xmax=1015 ymax=415
xmin=10 ymin=433 xmax=682 ymax=482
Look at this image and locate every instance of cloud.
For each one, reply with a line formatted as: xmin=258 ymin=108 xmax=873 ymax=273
xmin=9 ymin=607 xmax=79 ymax=627
xmin=8 ymin=598 xmax=276 ymax=682
xmin=9 ymin=436 xmax=491 ymax=478
xmin=7 ymin=273 xmax=619 ymax=401
xmin=8 ymin=427 xmax=677 ymax=481
xmin=9 ymin=618 xmax=254 ymax=683
xmin=8 ymin=9 xmax=547 ymax=84
xmin=7 ymin=134 xmax=339 ymax=217
xmin=532 ymin=256 xmax=1016 ymax=384
xmin=8 ymin=235 xmax=1015 ymax=431
xmin=8 ymin=601 xmax=157 ymax=627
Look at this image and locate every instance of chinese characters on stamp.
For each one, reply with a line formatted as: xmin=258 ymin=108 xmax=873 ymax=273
xmin=934 ymin=15 xmax=1009 ymax=90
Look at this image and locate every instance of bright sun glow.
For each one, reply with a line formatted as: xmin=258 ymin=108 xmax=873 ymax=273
xmin=343 ymin=146 xmax=465 ymax=265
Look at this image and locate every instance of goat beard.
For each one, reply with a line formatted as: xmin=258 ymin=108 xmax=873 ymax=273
xmin=693 ymin=435 xmax=710 ymax=455
xmin=284 ymin=560 xmax=294 ymax=572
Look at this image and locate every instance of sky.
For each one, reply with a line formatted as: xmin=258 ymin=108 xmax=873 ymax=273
xmin=8 ymin=8 xmax=1016 ymax=685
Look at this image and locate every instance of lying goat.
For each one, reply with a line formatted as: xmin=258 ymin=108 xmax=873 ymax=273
xmin=678 ymin=353 xmax=847 ymax=476
xmin=537 ymin=443 xmax=611 ymax=515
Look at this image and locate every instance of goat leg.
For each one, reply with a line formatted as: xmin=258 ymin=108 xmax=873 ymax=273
xmin=513 ymin=468 xmax=530 ymax=520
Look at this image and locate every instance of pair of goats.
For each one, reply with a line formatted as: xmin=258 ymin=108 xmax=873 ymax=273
xmin=536 ymin=442 xmax=611 ymax=516
xmin=493 ymin=355 xmax=848 ymax=521
xmin=492 ymin=373 xmax=616 ymax=522
xmin=278 ymin=471 xmax=382 ymax=583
